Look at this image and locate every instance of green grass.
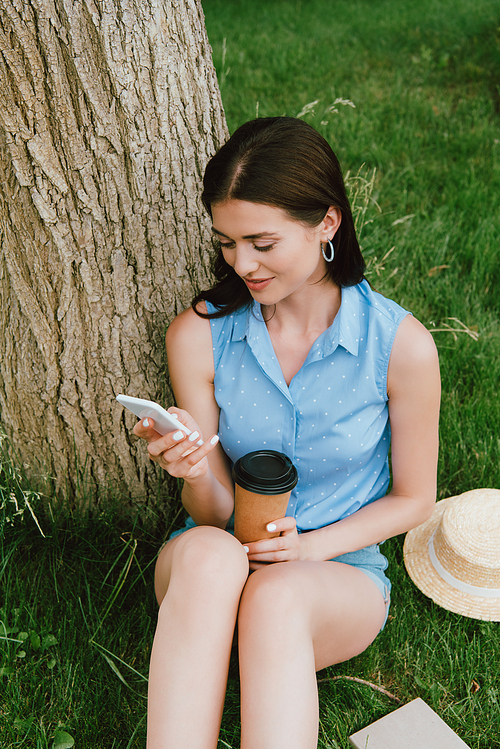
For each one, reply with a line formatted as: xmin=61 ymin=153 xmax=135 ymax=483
xmin=204 ymin=0 xmax=500 ymax=500
xmin=3 ymin=509 xmax=500 ymax=748
xmin=2 ymin=0 xmax=500 ymax=746
xmin=0 ymin=508 xmax=157 ymax=748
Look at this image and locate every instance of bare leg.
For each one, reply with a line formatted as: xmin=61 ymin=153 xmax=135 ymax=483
xmin=237 ymin=561 xmax=386 ymax=749
xmin=147 ymin=526 xmax=249 ymax=749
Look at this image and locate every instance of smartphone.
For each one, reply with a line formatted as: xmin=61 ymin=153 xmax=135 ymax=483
xmin=116 ymin=395 xmax=202 ymax=444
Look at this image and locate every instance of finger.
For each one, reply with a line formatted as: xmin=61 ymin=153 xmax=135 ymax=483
xmin=265 ymin=516 xmax=297 ymax=535
xmin=147 ymin=427 xmax=200 ymax=458
xmin=245 ymin=534 xmax=288 ymax=557
xmin=166 ymin=406 xmax=201 ymax=433
xmin=152 ymin=433 xmax=220 ymax=470
xmin=248 ymin=548 xmax=289 ymax=564
xmin=178 ymin=434 xmax=220 ymax=464
xmin=133 ymin=417 xmax=164 ymax=440
xmin=239 ymin=519 xmax=296 ymax=554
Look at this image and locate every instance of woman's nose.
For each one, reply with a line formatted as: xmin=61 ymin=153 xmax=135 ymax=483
xmin=232 ymin=246 xmax=260 ymax=277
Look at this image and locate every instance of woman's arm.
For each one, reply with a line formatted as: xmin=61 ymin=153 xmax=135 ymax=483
xmin=246 ymin=314 xmax=441 ymax=564
xmin=134 ymin=306 xmax=235 ymax=528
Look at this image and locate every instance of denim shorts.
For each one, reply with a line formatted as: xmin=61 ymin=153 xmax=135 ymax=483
xmin=331 ymin=545 xmax=391 ymax=630
xmin=168 ymin=516 xmax=391 ymax=630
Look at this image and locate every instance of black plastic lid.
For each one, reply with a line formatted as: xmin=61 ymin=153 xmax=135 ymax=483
xmin=232 ymin=450 xmax=298 ymax=494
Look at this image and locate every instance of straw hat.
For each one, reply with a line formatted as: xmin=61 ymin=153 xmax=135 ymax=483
xmin=403 ymin=489 xmax=500 ymax=621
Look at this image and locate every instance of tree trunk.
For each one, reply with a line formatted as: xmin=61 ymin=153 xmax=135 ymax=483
xmin=0 ymin=0 xmax=227 ymax=506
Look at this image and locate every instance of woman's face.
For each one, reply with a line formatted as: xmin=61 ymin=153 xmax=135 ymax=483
xmin=211 ymin=200 xmax=341 ymax=306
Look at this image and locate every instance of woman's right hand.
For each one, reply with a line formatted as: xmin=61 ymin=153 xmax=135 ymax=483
xmin=133 ymin=407 xmax=220 ymax=481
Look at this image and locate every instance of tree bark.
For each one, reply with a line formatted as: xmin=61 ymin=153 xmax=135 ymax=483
xmin=0 ymin=0 xmax=227 ymax=506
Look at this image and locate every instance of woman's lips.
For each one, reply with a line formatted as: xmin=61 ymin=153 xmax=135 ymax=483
xmin=243 ymin=277 xmax=273 ymax=291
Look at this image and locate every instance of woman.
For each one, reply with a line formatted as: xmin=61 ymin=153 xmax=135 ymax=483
xmin=134 ymin=117 xmax=441 ymax=749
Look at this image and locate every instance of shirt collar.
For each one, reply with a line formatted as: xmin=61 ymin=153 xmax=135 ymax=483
xmin=323 ymin=284 xmax=360 ymax=357
xmin=230 ymin=285 xmax=361 ymax=358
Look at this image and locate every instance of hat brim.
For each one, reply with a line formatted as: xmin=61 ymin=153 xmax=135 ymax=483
xmin=403 ymin=490 xmax=500 ymax=621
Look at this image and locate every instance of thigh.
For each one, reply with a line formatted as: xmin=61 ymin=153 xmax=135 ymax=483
xmin=240 ymin=560 xmax=387 ymax=671
xmin=309 ymin=561 xmax=387 ymax=670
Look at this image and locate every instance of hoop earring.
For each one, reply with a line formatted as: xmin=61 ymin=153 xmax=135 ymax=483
xmin=321 ymin=238 xmax=335 ymax=263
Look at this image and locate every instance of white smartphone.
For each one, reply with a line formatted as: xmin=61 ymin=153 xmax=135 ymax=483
xmin=116 ymin=394 xmax=202 ymax=444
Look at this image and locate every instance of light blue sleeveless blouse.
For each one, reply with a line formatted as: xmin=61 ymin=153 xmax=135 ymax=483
xmin=208 ymin=279 xmax=410 ymax=533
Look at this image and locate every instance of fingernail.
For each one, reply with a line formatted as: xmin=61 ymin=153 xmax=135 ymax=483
xmin=267 ymin=523 xmax=277 ymax=532
xmin=188 ymin=431 xmax=200 ymax=442
xmin=143 ymin=418 xmax=149 ymax=428
xmin=210 ymin=435 xmax=219 ymax=445
xmin=243 ymin=546 xmax=249 ymax=553
xmin=173 ymin=431 xmax=184 ymax=441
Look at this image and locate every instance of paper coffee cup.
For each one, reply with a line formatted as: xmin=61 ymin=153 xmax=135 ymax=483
xmin=232 ymin=450 xmax=298 ymax=544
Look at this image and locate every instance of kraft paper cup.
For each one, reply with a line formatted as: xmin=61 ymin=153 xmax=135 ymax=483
xmin=232 ymin=450 xmax=298 ymax=545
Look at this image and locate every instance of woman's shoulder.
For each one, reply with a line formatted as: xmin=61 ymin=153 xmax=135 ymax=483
xmin=391 ymin=314 xmax=439 ymax=368
xmin=165 ymin=304 xmax=213 ymax=359
xmin=387 ymin=314 xmax=440 ymax=397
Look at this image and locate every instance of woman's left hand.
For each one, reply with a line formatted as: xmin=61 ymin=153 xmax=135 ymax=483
xmin=244 ymin=517 xmax=305 ymax=570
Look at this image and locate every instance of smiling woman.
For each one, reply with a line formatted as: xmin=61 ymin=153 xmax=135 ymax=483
xmin=194 ymin=117 xmax=365 ymax=317
xmin=210 ymin=200 xmax=341 ymax=309
xmin=132 ymin=116 xmax=441 ymax=749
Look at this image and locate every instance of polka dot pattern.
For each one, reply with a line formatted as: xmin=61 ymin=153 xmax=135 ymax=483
xmin=209 ymin=280 xmax=410 ymax=533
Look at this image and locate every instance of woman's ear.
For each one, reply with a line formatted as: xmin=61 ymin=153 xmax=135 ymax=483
xmin=321 ymin=206 xmax=342 ymax=240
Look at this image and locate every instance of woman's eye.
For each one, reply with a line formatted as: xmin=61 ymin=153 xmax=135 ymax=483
xmin=212 ymin=237 xmax=274 ymax=252
xmin=213 ymin=238 xmax=234 ymax=250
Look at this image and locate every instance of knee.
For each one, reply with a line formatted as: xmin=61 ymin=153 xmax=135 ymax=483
xmin=171 ymin=526 xmax=249 ymax=592
xmin=238 ymin=563 xmax=306 ymax=634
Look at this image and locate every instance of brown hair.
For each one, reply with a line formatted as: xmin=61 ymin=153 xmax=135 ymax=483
xmin=193 ymin=117 xmax=365 ymax=317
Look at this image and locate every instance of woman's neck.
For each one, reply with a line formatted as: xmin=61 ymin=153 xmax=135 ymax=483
xmin=260 ymin=281 xmax=342 ymax=385
xmin=262 ymin=280 xmax=341 ymax=338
